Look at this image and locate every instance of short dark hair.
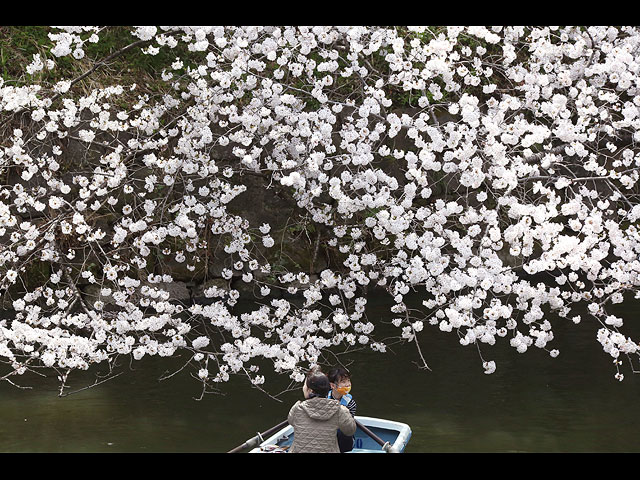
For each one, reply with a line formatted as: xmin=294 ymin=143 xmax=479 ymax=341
xmin=327 ymin=366 xmax=351 ymax=384
xmin=306 ymin=368 xmax=331 ymax=397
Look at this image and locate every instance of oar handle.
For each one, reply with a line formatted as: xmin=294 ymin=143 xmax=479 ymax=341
xmin=227 ymin=442 xmax=251 ymax=454
xmin=259 ymin=419 xmax=290 ymax=442
xmin=227 ymin=419 xmax=289 ymax=453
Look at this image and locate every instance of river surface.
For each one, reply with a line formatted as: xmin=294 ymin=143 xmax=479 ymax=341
xmin=2 ymin=292 xmax=640 ymax=453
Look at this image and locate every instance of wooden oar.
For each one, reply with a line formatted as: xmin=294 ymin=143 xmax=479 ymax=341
xmin=354 ymin=419 xmax=397 ymax=453
xmin=228 ymin=419 xmax=289 ymax=453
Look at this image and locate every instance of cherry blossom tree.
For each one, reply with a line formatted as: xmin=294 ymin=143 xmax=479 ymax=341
xmin=2 ymin=26 xmax=640 ymax=397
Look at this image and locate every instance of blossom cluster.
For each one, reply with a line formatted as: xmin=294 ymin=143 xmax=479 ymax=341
xmin=2 ymin=26 xmax=640 ymax=392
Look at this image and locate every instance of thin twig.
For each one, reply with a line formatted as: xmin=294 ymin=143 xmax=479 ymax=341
xmin=58 ymin=371 xmax=124 ymax=397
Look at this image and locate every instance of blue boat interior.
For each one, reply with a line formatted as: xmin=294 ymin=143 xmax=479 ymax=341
xmin=273 ymin=424 xmax=404 ymax=452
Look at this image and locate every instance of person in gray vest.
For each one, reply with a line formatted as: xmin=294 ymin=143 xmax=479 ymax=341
xmin=327 ymin=367 xmax=357 ymax=452
xmin=288 ymin=367 xmax=356 ymax=453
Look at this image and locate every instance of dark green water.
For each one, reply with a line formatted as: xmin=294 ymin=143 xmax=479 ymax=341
xmin=2 ymin=293 xmax=640 ymax=453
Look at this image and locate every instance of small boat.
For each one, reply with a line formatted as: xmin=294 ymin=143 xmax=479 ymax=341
xmin=248 ymin=416 xmax=412 ymax=453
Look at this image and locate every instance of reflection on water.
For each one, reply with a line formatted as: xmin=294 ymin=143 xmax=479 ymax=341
xmin=2 ymin=294 xmax=640 ymax=452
